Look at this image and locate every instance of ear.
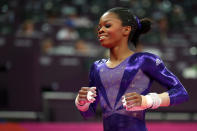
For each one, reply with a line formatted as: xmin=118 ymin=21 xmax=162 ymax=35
xmin=123 ymin=26 xmax=131 ymax=36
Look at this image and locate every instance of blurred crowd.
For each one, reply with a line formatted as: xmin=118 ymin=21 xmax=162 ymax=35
xmin=0 ymin=0 xmax=196 ymax=57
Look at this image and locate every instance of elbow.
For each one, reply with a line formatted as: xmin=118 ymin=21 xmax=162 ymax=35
xmin=180 ymin=86 xmax=189 ymax=103
xmin=79 ymin=105 xmax=96 ymax=119
xmin=80 ymin=109 xmax=96 ymax=119
xmin=168 ymin=86 xmax=189 ymax=106
xmin=183 ymin=90 xmax=189 ymax=102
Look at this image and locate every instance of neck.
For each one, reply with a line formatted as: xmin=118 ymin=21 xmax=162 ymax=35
xmin=109 ymin=42 xmax=134 ymax=62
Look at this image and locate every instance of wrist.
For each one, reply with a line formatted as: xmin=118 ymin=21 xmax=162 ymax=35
xmin=141 ymin=95 xmax=153 ymax=109
xmin=75 ymin=95 xmax=90 ymax=111
xmin=142 ymin=93 xmax=162 ymax=109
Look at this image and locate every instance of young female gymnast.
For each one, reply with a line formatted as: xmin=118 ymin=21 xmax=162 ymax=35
xmin=75 ymin=7 xmax=188 ymax=131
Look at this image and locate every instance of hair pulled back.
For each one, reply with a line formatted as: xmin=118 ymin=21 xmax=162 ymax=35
xmin=107 ymin=7 xmax=151 ymax=47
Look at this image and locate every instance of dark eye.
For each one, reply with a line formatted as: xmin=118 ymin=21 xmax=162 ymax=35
xmin=105 ymin=24 xmax=111 ymax=28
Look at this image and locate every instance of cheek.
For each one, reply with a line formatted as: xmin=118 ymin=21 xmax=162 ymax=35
xmin=108 ymin=28 xmax=122 ymax=38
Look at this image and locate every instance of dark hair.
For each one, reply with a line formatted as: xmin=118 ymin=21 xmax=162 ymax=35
xmin=107 ymin=7 xmax=151 ymax=47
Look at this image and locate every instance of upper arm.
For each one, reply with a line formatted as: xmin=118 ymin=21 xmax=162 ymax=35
xmin=141 ymin=53 xmax=189 ymax=105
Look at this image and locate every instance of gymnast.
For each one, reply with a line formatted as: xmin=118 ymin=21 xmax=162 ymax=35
xmin=75 ymin=7 xmax=188 ymax=131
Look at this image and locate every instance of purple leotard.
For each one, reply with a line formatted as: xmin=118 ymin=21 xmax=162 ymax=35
xmin=80 ymin=52 xmax=188 ymax=131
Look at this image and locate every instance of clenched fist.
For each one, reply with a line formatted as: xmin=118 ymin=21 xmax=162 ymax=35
xmin=122 ymin=92 xmax=144 ymax=111
xmin=77 ymin=87 xmax=97 ymax=106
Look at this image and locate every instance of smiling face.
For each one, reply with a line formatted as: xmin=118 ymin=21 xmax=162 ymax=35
xmin=97 ymin=12 xmax=130 ymax=48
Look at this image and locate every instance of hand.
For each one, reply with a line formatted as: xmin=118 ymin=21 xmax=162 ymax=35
xmin=122 ymin=92 xmax=142 ymax=111
xmin=77 ymin=87 xmax=97 ymax=106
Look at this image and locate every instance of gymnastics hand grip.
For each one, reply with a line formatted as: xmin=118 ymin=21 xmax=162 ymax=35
xmin=87 ymin=87 xmax=97 ymax=103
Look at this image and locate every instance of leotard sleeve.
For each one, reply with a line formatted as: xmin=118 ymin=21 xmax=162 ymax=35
xmin=141 ymin=53 xmax=189 ymax=106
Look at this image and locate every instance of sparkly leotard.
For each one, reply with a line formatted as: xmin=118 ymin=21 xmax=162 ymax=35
xmin=80 ymin=52 xmax=188 ymax=131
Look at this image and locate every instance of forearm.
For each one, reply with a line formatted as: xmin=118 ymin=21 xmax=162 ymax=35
xmin=123 ymin=92 xmax=171 ymax=111
xmin=167 ymin=85 xmax=189 ymax=106
xmin=141 ymin=92 xmax=170 ymax=109
xmin=158 ymin=92 xmax=170 ymax=107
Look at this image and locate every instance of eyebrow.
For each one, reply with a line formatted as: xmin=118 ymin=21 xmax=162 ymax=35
xmin=103 ymin=19 xmax=113 ymax=22
xmin=98 ymin=19 xmax=115 ymax=26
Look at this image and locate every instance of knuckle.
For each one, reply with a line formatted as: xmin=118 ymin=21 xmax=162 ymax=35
xmin=81 ymin=87 xmax=88 ymax=90
xmin=125 ymin=98 xmax=129 ymax=101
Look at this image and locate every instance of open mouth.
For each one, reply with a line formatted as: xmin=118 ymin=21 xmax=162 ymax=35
xmin=98 ymin=35 xmax=107 ymax=41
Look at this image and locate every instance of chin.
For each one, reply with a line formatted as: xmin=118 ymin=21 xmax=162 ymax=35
xmin=101 ymin=43 xmax=112 ymax=48
xmin=100 ymin=40 xmax=114 ymax=48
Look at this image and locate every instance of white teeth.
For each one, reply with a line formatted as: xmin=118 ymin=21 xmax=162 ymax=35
xmin=100 ymin=36 xmax=105 ymax=39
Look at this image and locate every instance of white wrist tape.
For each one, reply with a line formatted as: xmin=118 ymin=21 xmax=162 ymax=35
xmin=75 ymin=95 xmax=90 ymax=111
xmin=144 ymin=95 xmax=153 ymax=109
xmin=122 ymin=93 xmax=162 ymax=111
xmin=148 ymin=93 xmax=162 ymax=109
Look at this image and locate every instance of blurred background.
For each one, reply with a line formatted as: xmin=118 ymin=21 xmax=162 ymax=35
xmin=0 ymin=0 xmax=196 ymax=130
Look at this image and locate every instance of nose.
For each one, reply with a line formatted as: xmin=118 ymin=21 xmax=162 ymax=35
xmin=98 ymin=27 xmax=105 ymax=34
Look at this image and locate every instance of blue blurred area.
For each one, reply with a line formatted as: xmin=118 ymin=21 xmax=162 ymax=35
xmin=0 ymin=0 xmax=196 ymax=122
